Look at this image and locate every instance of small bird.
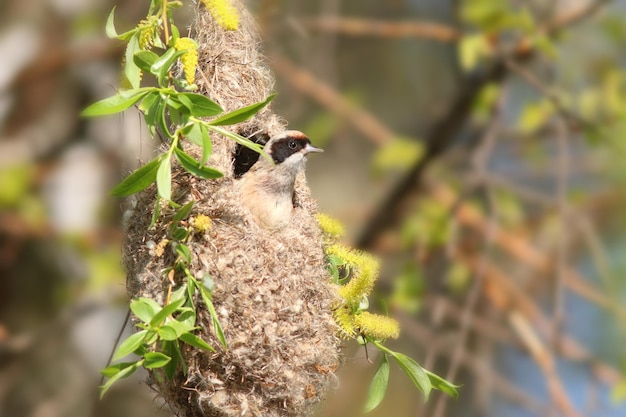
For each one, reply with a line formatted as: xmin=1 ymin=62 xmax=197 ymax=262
xmin=238 ymin=130 xmax=323 ymax=230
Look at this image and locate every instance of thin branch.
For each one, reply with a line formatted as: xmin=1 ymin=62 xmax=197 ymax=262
xmin=455 ymin=249 xmax=622 ymax=387
xmin=430 ymin=183 xmax=626 ymax=322
xmin=271 ymin=54 xmax=394 ymax=145
xmin=508 ymin=311 xmax=584 ymax=417
xmin=356 ymin=58 xmax=509 ymax=249
xmin=431 ymin=89 xmax=504 ymax=417
xmin=551 ymin=117 xmax=570 ymax=347
xmin=300 ymin=17 xmax=460 ymax=41
xmin=398 ymin=312 xmax=550 ymax=417
xmin=356 ymin=0 xmax=609 ymax=251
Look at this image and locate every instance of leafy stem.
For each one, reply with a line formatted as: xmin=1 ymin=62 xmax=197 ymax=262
xmin=162 ymin=0 xmax=170 ymax=43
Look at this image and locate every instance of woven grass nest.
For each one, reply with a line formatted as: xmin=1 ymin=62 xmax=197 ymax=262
xmin=122 ymin=2 xmax=341 ymax=416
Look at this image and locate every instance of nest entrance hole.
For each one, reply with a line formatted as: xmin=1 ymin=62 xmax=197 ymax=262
xmin=232 ymin=130 xmax=270 ymax=178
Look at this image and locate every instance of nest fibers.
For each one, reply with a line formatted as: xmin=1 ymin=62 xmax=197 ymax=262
xmin=122 ymin=2 xmax=341 ymax=417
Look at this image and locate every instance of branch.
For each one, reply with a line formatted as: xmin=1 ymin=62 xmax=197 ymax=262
xmin=356 ymin=0 xmax=609 ymax=250
xmin=356 ymin=58 xmax=509 ymax=249
xmin=300 ymin=17 xmax=460 ymax=41
xmin=270 ymin=54 xmax=394 ymax=145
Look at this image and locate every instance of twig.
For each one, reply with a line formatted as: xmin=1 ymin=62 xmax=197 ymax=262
xmin=430 ymin=183 xmax=626 ymax=321
xmin=270 ymin=54 xmax=394 ymax=145
xmin=99 ymin=308 xmax=131 ymax=386
xmin=430 ymin=87 xmax=504 ymax=417
xmin=300 ymin=17 xmax=460 ymax=41
xmin=356 ymin=58 xmax=509 ymax=250
xmin=398 ymin=312 xmax=550 ymax=417
xmin=356 ymin=0 xmax=610 ymax=251
xmin=552 ymin=117 xmax=570 ymax=346
xmin=455 ymin=249 xmax=622 ymax=387
xmin=508 ymin=311 xmax=584 ymax=417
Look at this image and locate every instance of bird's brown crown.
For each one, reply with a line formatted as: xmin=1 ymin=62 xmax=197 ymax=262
xmin=268 ymin=131 xmax=312 ymax=164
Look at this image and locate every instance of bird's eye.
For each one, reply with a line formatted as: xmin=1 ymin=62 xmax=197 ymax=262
xmin=288 ymin=141 xmax=297 ymax=149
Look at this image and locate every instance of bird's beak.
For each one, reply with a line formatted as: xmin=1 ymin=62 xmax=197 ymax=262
xmin=304 ymin=143 xmax=324 ymax=154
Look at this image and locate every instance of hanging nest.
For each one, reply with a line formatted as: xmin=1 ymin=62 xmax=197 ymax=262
xmin=122 ymin=1 xmax=341 ymax=417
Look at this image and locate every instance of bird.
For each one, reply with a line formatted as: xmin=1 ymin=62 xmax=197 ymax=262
xmin=237 ymin=130 xmax=323 ymax=230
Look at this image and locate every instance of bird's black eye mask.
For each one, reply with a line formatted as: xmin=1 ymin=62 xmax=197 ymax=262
xmin=269 ymin=137 xmax=309 ymax=163
xmin=232 ymin=131 xmax=269 ymax=178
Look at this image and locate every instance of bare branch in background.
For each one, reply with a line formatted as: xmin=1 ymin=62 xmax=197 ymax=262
xmin=300 ymin=17 xmax=460 ymax=41
xmin=356 ymin=0 xmax=607 ymax=250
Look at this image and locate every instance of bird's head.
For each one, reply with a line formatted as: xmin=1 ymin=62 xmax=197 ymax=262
xmin=264 ymin=130 xmax=323 ymax=172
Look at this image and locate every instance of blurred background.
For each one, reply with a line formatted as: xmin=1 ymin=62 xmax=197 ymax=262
xmin=2 ymin=0 xmax=626 ymax=416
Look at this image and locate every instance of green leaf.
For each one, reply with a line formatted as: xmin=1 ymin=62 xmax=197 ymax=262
xmin=172 ymin=200 xmax=194 ymax=223
xmin=390 ymin=352 xmax=432 ymax=401
xmin=156 ymin=99 xmax=172 ymax=138
xmin=134 ymin=50 xmax=159 ymax=73
xmin=140 ymin=92 xmax=163 ymax=136
xmin=113 ymin=329 xmax=148 ymax=361
xmin=178 ymin=93 xmax=223 ymax=117
xmin=424 ymin=369 xmax=460 ymax=399
xmin=364 ymin=355 xmax=390 ymax=413
xmin=177 ymin=309 xmax=197 ymax=328
xmin=105 ymin=6 xmax=139 ymax=41
xmin=208 ymin=125 xmax=269 ymax=162
xmin=124 ymin=35 xmax=142 ymax=89
xmin=139 ymin=90 xmax=160 ymax=112
xmin=459 ymin=34 xmax=491 ymax=71
xmin=100 ymin=361 xmax=139 ymax=378
xmin=157 ymin=324 xmax=179 ymax=341
xmin=166 ymin=317 xmax=197 ymax=336
xmin=81 ymin=90 xmax=149 ymax=117
xmin=105 ymin=7 xmax=119 ymax=38
xmin=174 ymin=147 xmax=223 ymax=179
xmin=170 ymin=21 xmax=180 ymax=44
xmin=183 ymin=123 xmax=204 ymax=146
xmin=169 ymin=283 xmax=188 ymax=304
xmin=187 ymin=277 xmax=196 ymax=305
xmin=171 ymin=227 xmax=190 ymax=241
xmin=144 ymin=352 xmax=172 ymax=369
xmin=209 ymin=94 xmax=275 ymax=126
xmin=100 ymin=360 xmax=142 ymax=398
xmin=151 ymin=48 xmax=186 ymax=86
xmin=174 ymin=242 xmax=192 ymax=264
xmin=200 ymin=125 xmax=212 ymax=165
xmin=110 ymin=156 xmax=161 ymax=197
xmin=199 ymin=285 xmax=227 ymax=348
xmin=156 ymin=154 xmax=172 ymax=200
xmin=148 ymin=0 xmax=162 ymax=17
xmin=372 ymin=138 xmax=424 ymax=176
xmin=130 ymin=298 xmax=162 ymax=324
xmin=167 ymin=96 xmax=186 ymax=112
xmin=151 ymin=47 xmax=176 ymax=82
xmin=150 ymin=297 xmax=185 ymax=327
xmin=180 ymin=332 xmax=215 ymax=351
xmin=161 ymin=340 xmax=179 ymax=379
xmin=175 ymin=93 xmax=193 ymax=111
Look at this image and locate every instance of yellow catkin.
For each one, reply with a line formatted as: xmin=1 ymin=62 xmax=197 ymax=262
xmin=139 ymin=16 xmax=159 ymax=50
xmin=315 ymin=213 xmax=345 ymax=240
xmin=326 ymin=243 xmax=379 ymax=304
xmin=192 ymin=214 xmax=212 ymax=233
xmin=333 ymin=305 xmax=357 ymax=338
xmin=174 ymin=37 xmax=199 ymax=85
xmin=354 ymin=312 xmax=400 ymax=340
xmin=201 ymin=0 xmax=240 ymax=31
